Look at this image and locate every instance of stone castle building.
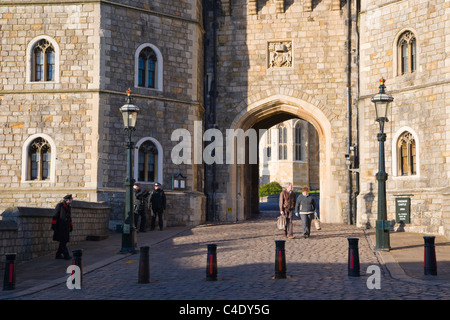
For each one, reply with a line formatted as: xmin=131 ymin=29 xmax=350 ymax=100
xmin=0 ymin=0 xmax=449 ymax=239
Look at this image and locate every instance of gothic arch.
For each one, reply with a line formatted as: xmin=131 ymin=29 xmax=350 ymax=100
xmin=134 ymin=137 xmax=164 ymax=185
xmin=391 ymin=126 xmax=420 ymax=178
xmin=134 ymin=43 xmax=164 ymax=91
xmin=26 ymin=35 xmax=60 ymax=83
xmin=21 ymin=133 xmax=57 ymax=183
xmin=226 ymin=93 xmax=341 ymax=224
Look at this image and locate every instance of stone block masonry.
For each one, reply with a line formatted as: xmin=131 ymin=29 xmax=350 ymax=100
xmin=0 ymin=200 xmax=110 ymax=270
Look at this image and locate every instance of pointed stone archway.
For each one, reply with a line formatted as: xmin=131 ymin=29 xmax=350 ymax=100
xmin=225 ymin=93 xmax=343 ymax=224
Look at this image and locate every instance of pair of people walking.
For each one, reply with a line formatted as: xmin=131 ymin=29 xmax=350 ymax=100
xmin=279 ymin=183 xmax=317 ymax=239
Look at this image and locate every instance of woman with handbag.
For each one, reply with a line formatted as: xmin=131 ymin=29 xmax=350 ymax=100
xmin=295 ymin=187 xmax=316 ymax=238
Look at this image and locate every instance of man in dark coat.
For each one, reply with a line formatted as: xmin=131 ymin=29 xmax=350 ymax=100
xmin=52 ymin=194 xmax=73 ymax=260
xmin=150 ymin=182 xmax=166 ymax=231
xmin=279 ymin=182 xmax=296 ymax=238
xmin=134 ymin=184 xmax=150 ymax=232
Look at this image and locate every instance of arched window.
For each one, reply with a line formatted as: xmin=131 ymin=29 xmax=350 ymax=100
xmin=27 ymin=36 xmax=59 ymax=83
xmin=398 ymin=31 xmax=417 ymax=75
xmin=32 ymin=39 xmax=55 ymax=82
xmin=294 ymin=123 xmax=302 ymax=161
xmin=22 ymin=134 xmax=56 ymax=183
xmin=134 ymin=137 xmax=164 ymax=184
xmin=278 ymin=125 xmax=287 ymax=160
xmin=28 ymin=137 xmax=51 ymax=180
xmin=397 ymin=132 xmax=416 ymax=176
xmin=138 ymin=47 xmax=157 ymax=88
xmin=138 ymin=140 xmax=158 ymax=182
xmin=135 ymin=44 xmax=163 ymax=91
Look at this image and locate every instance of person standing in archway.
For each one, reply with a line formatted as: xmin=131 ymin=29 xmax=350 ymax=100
xmin=279 ymin=182 xmax=296 ymax=239
xmin=295 ymin=187 xmax=316 ymax=238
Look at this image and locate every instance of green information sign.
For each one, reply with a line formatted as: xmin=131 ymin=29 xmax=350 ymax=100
xmin=395 ymin=197 xmax=411 ymax=224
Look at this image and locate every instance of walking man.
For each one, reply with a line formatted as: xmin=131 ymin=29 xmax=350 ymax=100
xmin=279 ymin=182 xmax=296 ymax=238
xmin=52 ymin=194 xmax=73 ymax=260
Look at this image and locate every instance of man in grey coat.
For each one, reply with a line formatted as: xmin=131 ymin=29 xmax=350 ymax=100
xmin=295 ymin=187 xmax=316 ymax=238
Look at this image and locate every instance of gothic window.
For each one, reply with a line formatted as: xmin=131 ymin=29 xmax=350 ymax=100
xmin=138 ymin=140 xmax=158 ymax=182
xmin=397 ymin=132 xmax=416 ymax=176
xmin=294 ymin=123 xmax=302 ymax=161
xmin=278 ymin=125 xmax=287 ymax=160
xmin=266 ymin=129 xmax=271 ymax=160
xmin=28 ymin=137 xmax=51 ymax=181
xmin=32 ymin=39 xmax=55 ymax=82
xmin=398 ymin=31 xmax=417 ymax=75
xmin=138 ymin=47 xmax=157 ymax=88
xmin=135 ymin=44 xmax=163 ymax=91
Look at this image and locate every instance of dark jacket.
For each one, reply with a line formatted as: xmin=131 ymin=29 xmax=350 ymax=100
xmin=52 ymin=202 xmax=73 ymax=243
xmin=134 ymin=188 xmax=149 ymax=213
xmin=150 ymin=188 xmax=166 ymax=212
xmin=279 ymin=189 xmax=296 ymax=213
xmin=295 ymin=194 xmax=316 ymax=213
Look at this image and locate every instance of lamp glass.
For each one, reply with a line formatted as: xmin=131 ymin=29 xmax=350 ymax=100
xmin=120 ymin=105 xmax=139 ymax=129
xmin=374 ymin=100 xmax=389 ymax=120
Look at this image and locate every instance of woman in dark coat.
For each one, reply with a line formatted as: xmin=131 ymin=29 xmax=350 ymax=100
xmin=52 ymin=194 xmax=73 ymax=259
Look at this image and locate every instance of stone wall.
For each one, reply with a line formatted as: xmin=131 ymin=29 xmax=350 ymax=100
xmin=357 ymin=0 xmax=450 ymax=238
xmin=204 ymin=0 xmax=356 ymax=223
xmin=0 ymin=0 xmax=206 ymax=227
xmin=0 ymin=201 xmax=110 ymax=270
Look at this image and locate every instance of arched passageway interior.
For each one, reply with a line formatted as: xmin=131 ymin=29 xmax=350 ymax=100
xmin=226 ymin=95 xmax=341 ymax=224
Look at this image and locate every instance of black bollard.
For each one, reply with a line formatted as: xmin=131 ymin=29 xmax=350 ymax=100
xmin=424 ymin=236 xmax=437 ymax=276
xmin=138 ymin=246 xmax=150 ymax=283
xmin=347 ymin=238 xmax=360 ymax=277
xmin=3 ymin=253 xmax=16 ymax=291
xmin=206 ymin=244 xmax=217 ymax=281
xmin=71 ymin=249 xmax=83 ymax=286
xmin=274 ymin=240 xmax=286 ymax=279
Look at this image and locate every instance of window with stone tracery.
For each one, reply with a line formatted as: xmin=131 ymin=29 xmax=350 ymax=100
xmin=32 ymin=39 xmax=55 ymax=82
xmin=138 ymin=140 xmax=158 ymax=182
xmin=397 ymin=132 xmax=416 ymax=176
xmin=278 ymin=124 xmax=287 ymax=160
xmin=28 ymin=137 xmax=51 ymax=181
xmin=138 ymin=47 xmax=157 ymax=88
xmin=398 ymin=31 xmax=417 ymax=75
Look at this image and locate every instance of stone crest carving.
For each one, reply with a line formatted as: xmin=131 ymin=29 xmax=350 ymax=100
xmin=268 ymin=41 xmax=292 ymax=68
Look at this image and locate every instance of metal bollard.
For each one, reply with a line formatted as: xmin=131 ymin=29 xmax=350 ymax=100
xmin=206 ymin=244 xmax=217 ymax=281
xmin=3 ymin=253 xmax=16 ymax=291
xmin=347 ymin=238 xmax=360 ymax=277
xmin=138 ymin=246 xmax=150 ymax=283
xmin=274 ymin=240 xmax=286 ymax=279
xmin=72 ymin=249 xmax=83 ymax=286
xmin=424 ymin=236 xmax=437 ymax=276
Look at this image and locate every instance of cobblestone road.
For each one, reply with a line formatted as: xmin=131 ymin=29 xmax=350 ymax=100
xmin=15 ymin=212 xmax=450 ymax=301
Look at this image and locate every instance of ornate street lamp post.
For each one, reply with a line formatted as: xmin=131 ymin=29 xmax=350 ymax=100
xmin=371 ymin=78 xmax=394 ymax=252
xmin=119 ymin=89 xmax=140 ymax=254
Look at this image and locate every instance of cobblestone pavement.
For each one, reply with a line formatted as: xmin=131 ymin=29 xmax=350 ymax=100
xmin=11 ymin=212 xmax=450 ymax=301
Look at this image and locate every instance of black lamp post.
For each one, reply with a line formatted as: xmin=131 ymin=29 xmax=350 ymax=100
xmin=119 ymin=89 xmax=140 ymax=254
xmin=371 ymin=78 xmax=394 ymax=252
